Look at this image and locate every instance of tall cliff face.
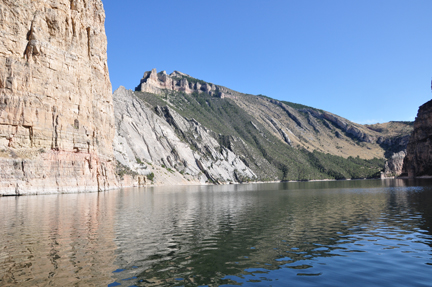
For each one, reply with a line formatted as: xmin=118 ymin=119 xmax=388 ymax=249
xmin=0 ymin=0 xmax=117 ymax=194
xmin=402 ymin=99 xmax=432 ymax=177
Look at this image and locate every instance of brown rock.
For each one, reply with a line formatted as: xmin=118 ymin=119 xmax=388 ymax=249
xmin=402 ymin=99 xmax=432 ymax=177
xmin=0 ymin=0 xmax=117 ymax=195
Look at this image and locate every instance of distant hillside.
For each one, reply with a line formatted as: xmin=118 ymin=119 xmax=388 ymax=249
xmin=113 ymin=69 xmax=413 ymax=185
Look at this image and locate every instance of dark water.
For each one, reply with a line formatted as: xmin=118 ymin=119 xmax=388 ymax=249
xmin=1 ymin=179 xmax=432 ymax=286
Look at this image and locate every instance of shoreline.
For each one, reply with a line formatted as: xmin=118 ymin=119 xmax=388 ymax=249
xmin=3 ymin=176 xmax=430 ymax=197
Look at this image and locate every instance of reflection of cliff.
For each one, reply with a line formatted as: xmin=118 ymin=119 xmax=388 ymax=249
xmin=0 ymin=0 xmax=117 ymax=195
xmin=0 ymin=193 xmax=118 ymax=286
xmin=109 ymin=180 xmax=427 ymax=286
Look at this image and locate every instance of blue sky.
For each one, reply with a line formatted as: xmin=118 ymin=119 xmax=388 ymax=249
xmin=104 ymin=0 xmax=432 ymax=124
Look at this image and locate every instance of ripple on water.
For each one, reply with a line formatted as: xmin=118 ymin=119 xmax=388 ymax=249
xmin=2 ymin=181 xmax=432 ymax=286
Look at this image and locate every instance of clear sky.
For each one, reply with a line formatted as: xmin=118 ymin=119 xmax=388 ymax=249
xmin=104 ymin=0 xmax=432 ymax=124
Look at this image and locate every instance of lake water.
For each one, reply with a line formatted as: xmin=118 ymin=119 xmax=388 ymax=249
xmin=1 ymin=179 xmax=432 ymax=286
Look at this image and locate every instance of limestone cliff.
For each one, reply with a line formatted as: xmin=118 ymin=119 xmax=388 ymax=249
xmin=136 ymin=68 xmax=241 ymax=99
xmin=0 ymin=0 xmax=117 ymax=195
xmin=113 ymin=86 xmax=256 ymax=185
xmin=402 ymin=99 xmax=432 ymax=177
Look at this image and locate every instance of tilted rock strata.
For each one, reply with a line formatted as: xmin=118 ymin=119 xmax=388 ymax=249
xmin=402 ymin=99 xmax=432 ymax=177
xmin=113 ymin=86 xmax=256 ymax=185
xmin=0 ymin=0 xmax=117 ymax=194
xmin=227 ymin=94 xmax=412 ymax=160
xmin=137 ymin=69 xmax=406 ymax=160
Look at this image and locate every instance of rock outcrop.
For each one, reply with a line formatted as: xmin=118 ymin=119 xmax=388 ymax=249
xmin=136 ymin=68 xmax=240 ymax=99
xmin=402 ymin=99 xmax=432 ymax=177
xmin=383 ymin=150 xmax=406 ymax=177
xmin=113 ymin=86 xmax=256 ymax=185
xmin=301 ymin=108 xmax=376 ymax=143
xmin=0 ymin=0 xmax=117 ymax=195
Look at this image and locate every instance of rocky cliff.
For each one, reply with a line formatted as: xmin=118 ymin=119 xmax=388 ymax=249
xmin=113 ymin=86 xmax=256 ymax=185
xmin=402 ymin=99 xmax=432 ymax=177
xmin=383 ymin=150 xmax=406 ymax=177
xmin=136 ymin=68 xmax=241 ymax=99
xmin=0 ymin=0 xmax=117 ymax=195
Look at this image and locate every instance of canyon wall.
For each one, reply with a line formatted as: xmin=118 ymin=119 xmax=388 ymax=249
xmin=0 ymin=0 xmax=117 ymax=195
xmin=402 ymin=99 xmax=432 ymax=177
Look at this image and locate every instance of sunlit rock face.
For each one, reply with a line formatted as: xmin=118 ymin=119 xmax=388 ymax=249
xmin=113 ymin=86 xmax=256 ymax=185
xmin=383 ymin=150 xmax=406 ymax=177
xmin=136 ymin=68 xmax=234 ymax=98
xmin=403 ymin=99 xmax=432 ymax=177
xmin=0 ymin=0 xmax=117 ymax=194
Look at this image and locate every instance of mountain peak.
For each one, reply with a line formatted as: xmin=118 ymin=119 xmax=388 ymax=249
xmin=170 ymin=70 xmax=190 ymax=77
xmin=135 ymin=68 xmax=228 ymax=98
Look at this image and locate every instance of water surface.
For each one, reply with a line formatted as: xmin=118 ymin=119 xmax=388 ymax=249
xmin=1 ymin=179 xmax=432 ymax=286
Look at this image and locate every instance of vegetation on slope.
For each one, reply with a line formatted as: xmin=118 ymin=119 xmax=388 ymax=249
xmin=134 ymin=90 xmax=385 ymax=181
xmin=257 ymin=94 xmax=323 ymax=112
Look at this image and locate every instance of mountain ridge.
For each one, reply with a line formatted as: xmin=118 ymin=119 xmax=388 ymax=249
xmin=135 ymin=69 xmax=411 ymax=157
xmin=114 ymin=68 xmax=413 ymax=185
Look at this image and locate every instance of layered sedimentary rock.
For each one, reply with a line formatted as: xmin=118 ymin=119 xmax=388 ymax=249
xmin=116 ymin=69 xmax=418 ymax=181
xmin=402 ymin=99 xmax=432 ymax=177
xmin=0 ymin=0 xmax=116 ymax=194
xmin=136 ymin=69 xmax=415 ymax=163
xmin=113 ymin=86 xmax=256 ymax=185
xmin=136 ymin=68 xmax=239 ymax=99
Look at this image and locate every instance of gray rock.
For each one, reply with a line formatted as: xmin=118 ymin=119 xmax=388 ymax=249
xmin=384 ymin=150 xmax=406 ymax=177
xmin=113 ymin=86 xmax=256 ymax=185
xmin=136 ymin=68 xmax=236 ymax=99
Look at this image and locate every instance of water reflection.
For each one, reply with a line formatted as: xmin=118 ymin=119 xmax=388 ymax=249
xmin=1 ymin=179 xmax=432 ymax=286
xmin=0 ymin=193 xmax=118 ymax=286
xmin=110 ymin=179 xmax=432 ymax=286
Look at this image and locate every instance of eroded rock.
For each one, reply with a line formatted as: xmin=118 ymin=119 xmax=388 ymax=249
xmin=136 ymin=68 xmax=238 ymax=98
xmin=113 ymin=86 xmax=256 ymax=185
xmin=383 ymin=150 xmax=406 ymax=177
xmin=402 ymin=99 xmax=432 ymax=177
xmin=0 ymin=0 xmax=116 ymax=195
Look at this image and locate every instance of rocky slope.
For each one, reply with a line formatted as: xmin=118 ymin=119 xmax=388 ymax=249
xmin=116 ymin=69 xmax=413 ymax=183
xmin=113 ymin=86 xmax=255 ymax=185
xmin=402 ymin=99 xmax=432 ymax=177
xmin=0 ymin=0 xmax=117 ymax=195
xmin=137 ymin=69 xmax=412 ymax=160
